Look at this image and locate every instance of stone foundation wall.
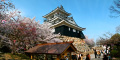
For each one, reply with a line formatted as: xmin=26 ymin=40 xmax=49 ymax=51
xmin=59 ymin=36 xmax=91 ymax=54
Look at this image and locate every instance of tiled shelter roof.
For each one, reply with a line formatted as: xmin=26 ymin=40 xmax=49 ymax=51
xmin=25 ymin=42 xmax=77 ymax=54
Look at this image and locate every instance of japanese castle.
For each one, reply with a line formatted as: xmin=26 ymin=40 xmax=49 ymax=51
xmin=43 ymin=5 xmax=85 ymax=39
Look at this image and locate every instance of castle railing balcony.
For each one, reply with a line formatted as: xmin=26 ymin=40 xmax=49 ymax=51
xmin=53 ymin=14 xmax=66 ymax=20
xmin=44 ymin=14 xmax=74 ymax=23
xmin=66 ymin=17 xmax=73 ymax=21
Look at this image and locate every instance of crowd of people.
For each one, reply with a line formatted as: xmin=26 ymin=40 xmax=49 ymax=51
xmin=71 ymin=54 xmax=84 ymax=60
xmin=71 ymin=53 xmax=90 ymax=60
xmin=64 ymin=48 xmax=111 ymax=60
xmin=94 ymin=49 xmax=111 ymax=60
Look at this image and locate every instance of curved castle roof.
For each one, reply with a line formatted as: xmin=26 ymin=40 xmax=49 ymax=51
xmin=43 ymin=5 xmax=86 ymax=31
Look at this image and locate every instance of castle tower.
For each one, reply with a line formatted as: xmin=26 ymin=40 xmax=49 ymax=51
xmin=43 ymin=5 xmax=85 ymax=39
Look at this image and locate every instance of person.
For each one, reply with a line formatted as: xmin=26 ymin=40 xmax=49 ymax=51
xmin=72 ymin=54 xmax=77 ymax=60
xmin=65 ymin=56 xmax=68 ymax=60
xmin=108 ymin=54 xmax=111 ymax=60
xmin=86 ymin=54 xmax=90 ymax=60
xmin=74 ymin=54 xmax=77 ymax=60
xmin=94 ymin=49 xmax=97 ymax=58
xmin=108 ymin=49 xmax=110 ymax=54
xmin=106 ymin=49 xmax=109 ymax=54
xmin=100 ymin=50 xmax=103 ymax=54
xmin=81 ymin=54 xmax=83 ymax=60
xmin=103 ymin=54 xmax=108 ymax=60
xmin=78 ymin=54 xmax=81 ymax=60
xmin=97 ymin=50 xmax=101 ymax=58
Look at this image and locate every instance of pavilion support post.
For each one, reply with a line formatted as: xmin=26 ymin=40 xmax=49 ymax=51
xmin=31 ymin=54 xmax=33 ymax=59
xmin=44 ymin=54 xmax=47 ymax=60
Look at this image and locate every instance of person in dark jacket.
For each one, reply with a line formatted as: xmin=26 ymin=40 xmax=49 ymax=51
xmin=78 ymin=54 xmax=81 ymax=60
xmin=103 ymin=54 xmax=108 ymax=60
xmin=94 ymin=49 xmax=97 ymax=58
xmin=86 ymin=54 xmax=90 ymax=60
xmin=72 ymin=55 xmax=77 ymax=60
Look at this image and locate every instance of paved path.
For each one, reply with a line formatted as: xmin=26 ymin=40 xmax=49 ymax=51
xmin=83 ymin=54 xmax=103 ymax=60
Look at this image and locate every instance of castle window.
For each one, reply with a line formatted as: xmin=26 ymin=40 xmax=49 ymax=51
xmin=54 ymin=20 xmax=57 ymax=23
xmin=51 ymin=15 xmax=54 ymax=18
xmin=58 ymin=19 xmax=61 ymax=22
xmin=73 ymin=29 xmax=76 ymax=32
xmin=68 ymin=27 xmax=70 ymax=31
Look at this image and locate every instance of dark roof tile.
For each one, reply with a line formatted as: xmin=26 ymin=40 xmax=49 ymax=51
xmin=25 ymin=42 xmax=76 ymax=54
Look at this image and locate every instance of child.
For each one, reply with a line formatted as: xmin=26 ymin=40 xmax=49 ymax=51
xmin=108 ymin=54 xmax=111 ymax=60
xmin=65 ymin=56 xmax=68 ymax=60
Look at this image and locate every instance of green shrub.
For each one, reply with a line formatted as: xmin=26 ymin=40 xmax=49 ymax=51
xmin=7 ymin=53 xmax=30 ymax=59
xmin=111 ymin=50 xmax=119 ymax=57
xmin=17 ymin=53 xmax=30 ymax=59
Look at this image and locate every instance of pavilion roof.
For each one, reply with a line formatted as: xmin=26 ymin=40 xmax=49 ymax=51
xmin=25 ymin=42 xmax=77 ymax=55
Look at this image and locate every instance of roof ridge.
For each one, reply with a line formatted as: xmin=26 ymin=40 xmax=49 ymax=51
xmin=43 ymin=5 xmax=71 ymax=18
xmin=37 ymin=41 xmax=73 ymax=46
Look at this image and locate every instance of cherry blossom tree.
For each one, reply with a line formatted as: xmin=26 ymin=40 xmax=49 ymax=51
xmin=0 ymin=13 xmax=62 ymax=53
xmin=0 ymin=0 xmax=15 ymax=51
xmin=0 ymin=14 xmax=62 ymax=53
xmin=0 ymin=0 xmax=62 ymax=54
xmin=0 ymin=0 xmax=15 ymax=20
xmin=84 ymin=36 xmax=95 ymax=48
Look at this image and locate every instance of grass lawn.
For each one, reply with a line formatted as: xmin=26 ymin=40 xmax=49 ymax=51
xmin=0 ymin=53 xmax=30 ymax=60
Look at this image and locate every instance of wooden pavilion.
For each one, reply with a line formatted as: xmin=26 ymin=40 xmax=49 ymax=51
xmin=25 ymin=42 xmax=77 ymax=60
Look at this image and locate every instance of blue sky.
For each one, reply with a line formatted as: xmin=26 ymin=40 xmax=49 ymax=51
xmin=11 ymin=0 xmax=120 ymax=42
